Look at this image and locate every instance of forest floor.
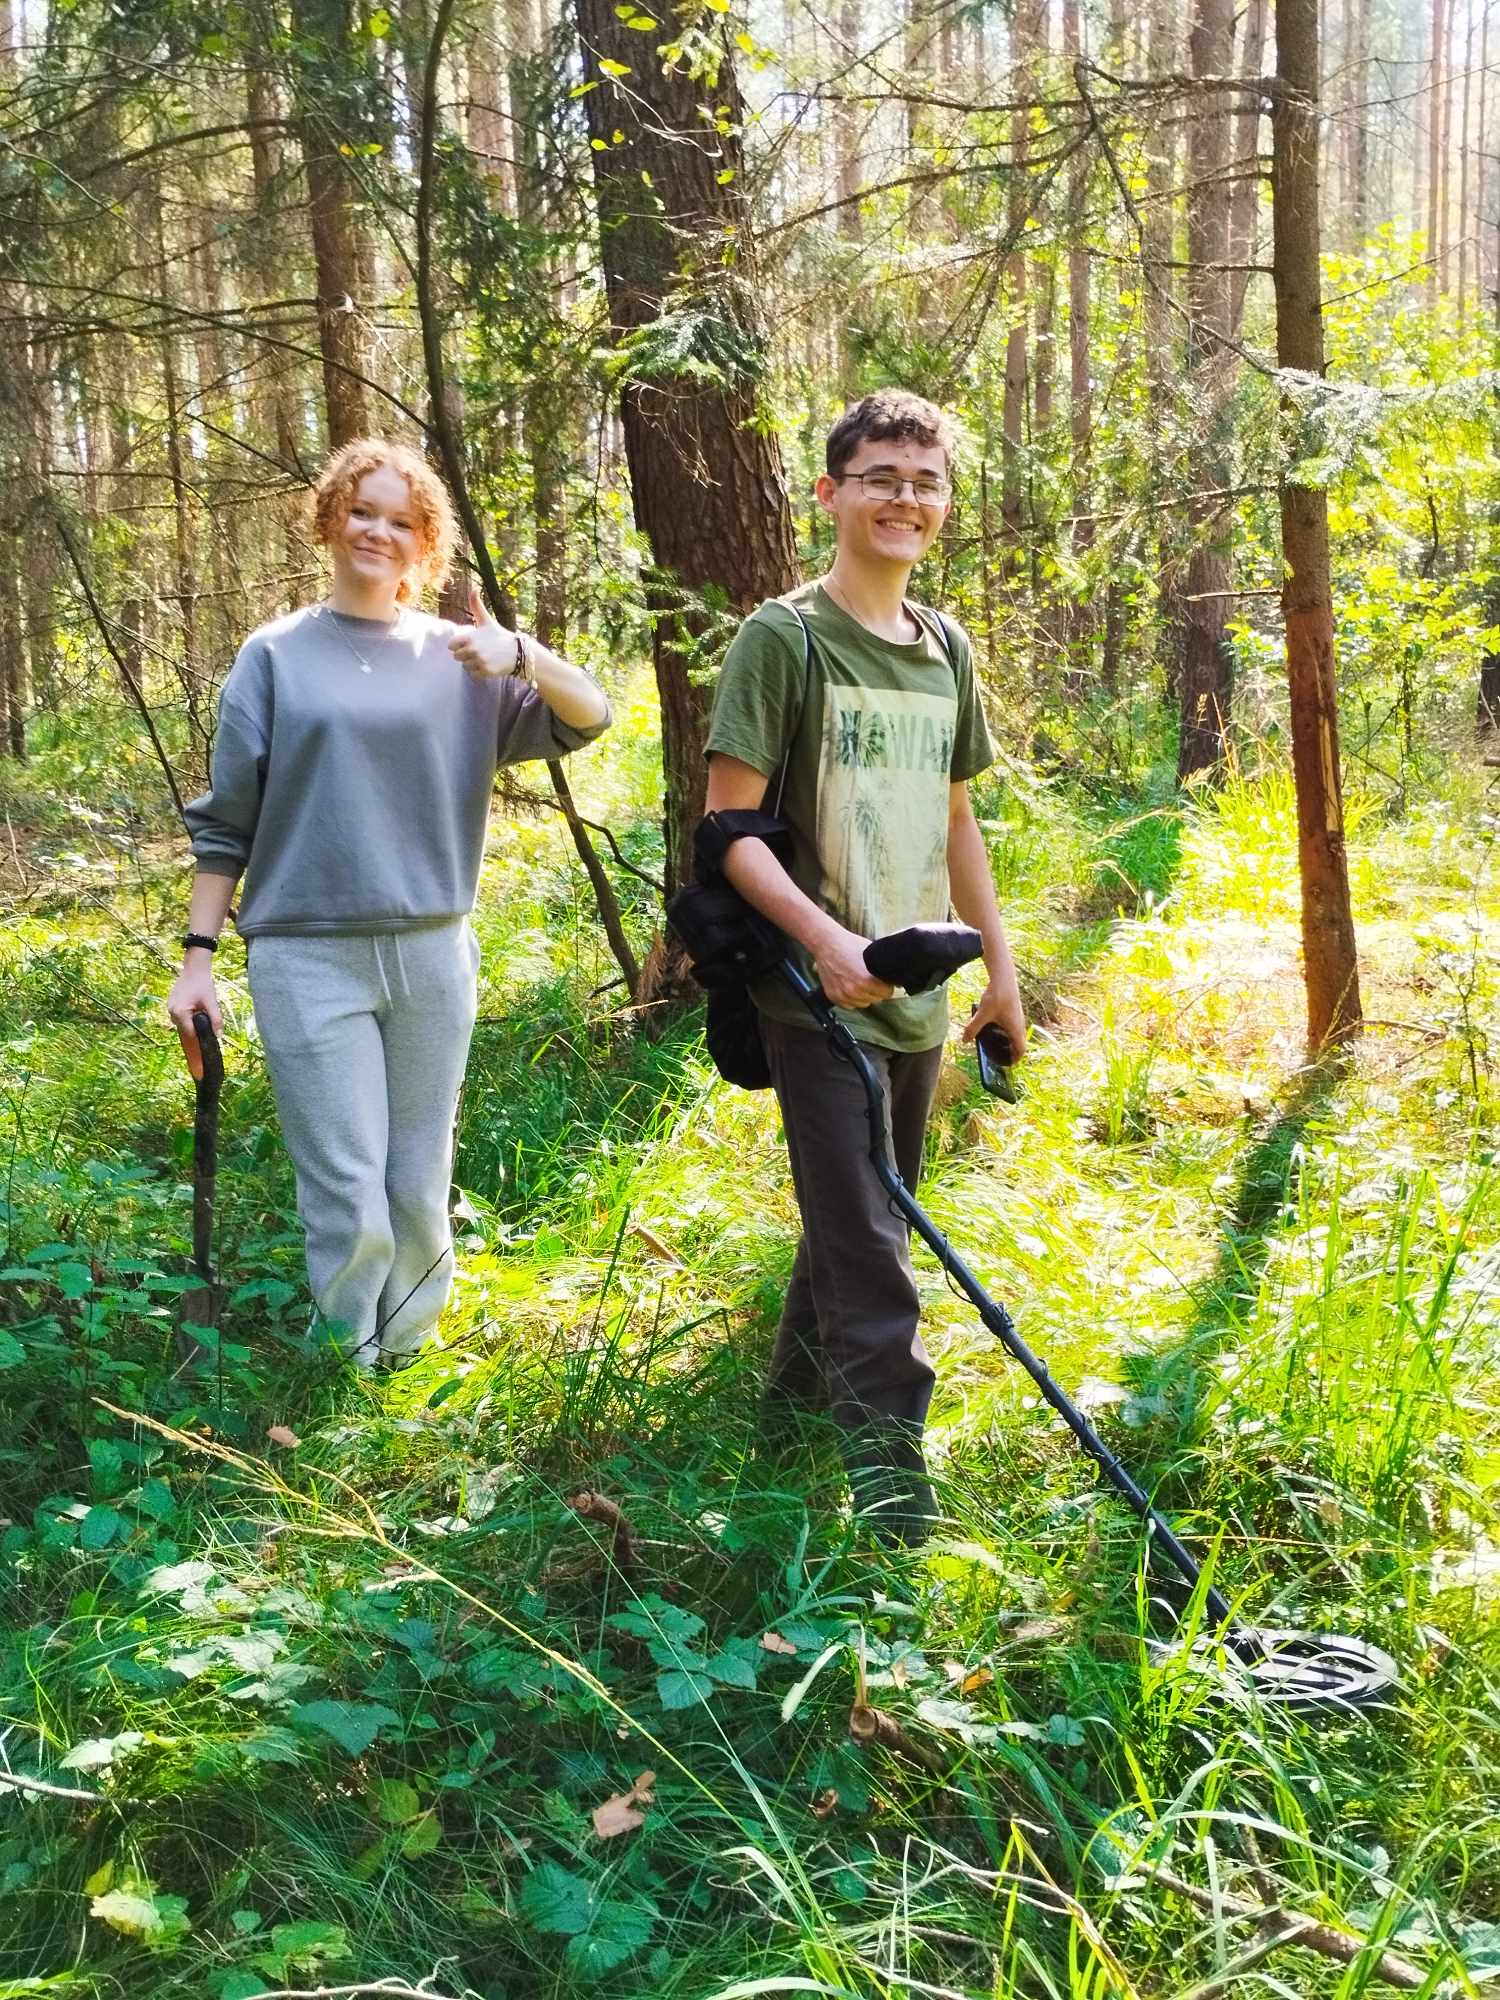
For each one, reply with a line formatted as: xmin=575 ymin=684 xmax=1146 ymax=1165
xmin=1 ymin=706 xmax=1498 ymax=1999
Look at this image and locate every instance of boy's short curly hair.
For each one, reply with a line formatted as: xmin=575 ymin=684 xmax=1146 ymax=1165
xmin=825 ymin=391 xmax=959 ymax=479
xmin=307 ymin=438 xmax=458 ymax=604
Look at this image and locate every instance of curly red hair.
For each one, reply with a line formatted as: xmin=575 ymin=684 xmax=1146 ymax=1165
xmin=307 ymin=438 xmax=459 ymax=604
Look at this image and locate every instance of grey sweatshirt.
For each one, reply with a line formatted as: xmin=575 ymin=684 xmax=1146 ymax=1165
xmin=185 ymin=605 xmax=610 ymax=936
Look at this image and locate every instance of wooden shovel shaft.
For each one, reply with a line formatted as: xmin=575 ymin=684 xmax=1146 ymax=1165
xmin=191 ymin=1010 xmax=223 ymax=1284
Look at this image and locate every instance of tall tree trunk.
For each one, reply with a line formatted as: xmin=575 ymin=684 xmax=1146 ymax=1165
xmin=1345 ymin=0 xmax=1368 ymax=250
xmin=0 ymin=546 xmax=25 ymax=761
xmin=834 ymin=0 xmax=864 ymax=397
xmin=1478 ymin=0 xmax=1490 ymax=309
xmin=1458 ymin=0 xmax=1475 ymax=312
xmin=291 ymin=0 xmax=377 ymax=445
xmin=1229 ymin=0 xmax=1268 ymax=332
xmin=1063 ymin=0 xmax=1093 ymax=678
xmin=1272 ymin=0 xmax=1363 ymax=1048
xmin=1145 ymin=0 xmax=1183 ymax=690
xmin=572 ymin=0 xmax=800 ymax=900
xmin=1177 ymin=0 xmax=1237 ymax=781
xmin=246 ymin=55 xmax=305 ymax=593
xmin=1002 ymin=0 xmax=1039 ymax=563
xmin=154 ymin=200 xmax=208 ymax=774
xmin=468 ymin=0 xmax=516 ymax=213
xmin=1428 ymin=0 xmax=1447 ymax=292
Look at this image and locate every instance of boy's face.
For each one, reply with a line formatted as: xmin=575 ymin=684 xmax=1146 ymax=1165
xmin=815 ymin=436 xmax=951 ymax=569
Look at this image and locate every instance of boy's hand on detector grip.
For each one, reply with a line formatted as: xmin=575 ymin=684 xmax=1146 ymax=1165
xmin=815 ymin=926 xmax=894 ymax=1009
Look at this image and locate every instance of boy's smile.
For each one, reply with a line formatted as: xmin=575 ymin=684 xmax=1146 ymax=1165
xmin=817 ymin=438 xmax=951 ymax=572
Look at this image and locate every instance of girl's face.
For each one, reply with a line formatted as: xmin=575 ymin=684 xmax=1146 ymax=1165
xmin=329 ymin=465 xmax=425 ymax=599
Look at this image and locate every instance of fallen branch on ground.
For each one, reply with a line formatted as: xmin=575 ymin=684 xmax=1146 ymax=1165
xmin=848 ymin=1702 xmax=949 ymax=1775
xmin=0 ymin=1769 xmax=105 ymax=1804
xmin=1144 ymin=1861 xmax=1428 ymax=1991
xmin=568 ymin=1489 xmax=639 ymax=1572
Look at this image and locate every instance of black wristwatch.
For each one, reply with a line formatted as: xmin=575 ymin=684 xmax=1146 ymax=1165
xmin=182 ymin=933 xmax=219 ymax=954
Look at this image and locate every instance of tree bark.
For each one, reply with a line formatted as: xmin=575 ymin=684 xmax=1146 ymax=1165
xmin=1428 ymin=0 xmax=1447 ymax=292
xmin=1001 ymin=0 xmax=1039 ymax=564
xmin=1272 ymin=0 xmax=1363 ymax=1048
xmin=1063 ymin=0 xmax=1093 ymax=679
xmin=291 ymin=0 xmax=378 ymax=445
xmin=572 ymin=0 xmax=800 ymax=899
xmin=1229 ymin=0 xmax=1268 ymax=334
xmin=0 ymin=545 xmax=25 ymax=761
xmin=1177 ymin=0 xmax=1237 ymax=782
xmin=1145 ymin=0 xmax=1183 ymax=690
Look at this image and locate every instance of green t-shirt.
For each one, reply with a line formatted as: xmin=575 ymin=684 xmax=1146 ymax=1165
xmin=705 ymin=579 xmax=994 ymax=1051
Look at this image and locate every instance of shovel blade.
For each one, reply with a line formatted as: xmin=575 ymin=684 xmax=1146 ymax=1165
xmin=175 ymin=1283 xmax=225 ymax=1372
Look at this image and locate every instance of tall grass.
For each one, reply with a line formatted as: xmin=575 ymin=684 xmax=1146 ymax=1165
xmin=2 ymin=746 xmax=1498 ymax=1998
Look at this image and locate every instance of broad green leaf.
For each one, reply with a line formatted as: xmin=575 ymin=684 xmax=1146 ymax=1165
xmin=62 ymin=1731 xmax=143 ymax=1770
xmin=79 ymin=1505 xmax=127 ymax=1551
xmin=520 ymin=1860 xmax=594 ymax=1936
xmin=0 ymin=1329 xmax=24 ymax=1368
xmin=91 ymin=1887 xmax=191 ymax=1945
xmin=216 ymin=1973 xmax=265 ymax=2000
xmin=598 ymin=57 xmax=631 ymax=75
xmin=565 ymin=1896 xmax=654 ymax=1976
xmin=139 ymin=1559 xmax=215 ymax=1599
xmin=368 ymin=1775 xmax=420 ymax=1824
xmin=290 ymin=1699 xmax=399 ymax=1756
xmin=702 ymin=1648 xmax=756 ymax=1690
xmin=657 ymin=1668 xmax=713 ymax=1709
xmin=266 ymin=1919 xmax=349 ymax=1968
xmin=401 ymin=1810 xmax=441 ymax=1856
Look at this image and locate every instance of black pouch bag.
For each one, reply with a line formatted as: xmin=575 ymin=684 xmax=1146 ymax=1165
xmin=666 ymin=810 xmax=797 ymax=1089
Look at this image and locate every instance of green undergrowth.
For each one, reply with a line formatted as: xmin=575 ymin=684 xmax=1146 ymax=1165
xmin=2 ymin=741 xmax=1498 ymax=1998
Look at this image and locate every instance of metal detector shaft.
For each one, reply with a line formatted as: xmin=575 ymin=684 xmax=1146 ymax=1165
xmin=778 ymin=960 xmax=1233 ymax=1626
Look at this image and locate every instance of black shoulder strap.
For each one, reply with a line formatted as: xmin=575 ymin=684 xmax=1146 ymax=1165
xmin=911 ymin=602 xmax=961 ymax=665
xmin=770 ymin=598 xmax=814 ymax=816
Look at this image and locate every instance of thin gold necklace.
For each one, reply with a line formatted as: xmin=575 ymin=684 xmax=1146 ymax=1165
xmin=317 ymin=601 xmax=404 ymax=675
xmin=822 ymin=572 xmax=916 ymax=642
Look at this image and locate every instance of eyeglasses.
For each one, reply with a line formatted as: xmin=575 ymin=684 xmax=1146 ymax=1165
xmin=834 ymin=471 xmax=951 ymax=504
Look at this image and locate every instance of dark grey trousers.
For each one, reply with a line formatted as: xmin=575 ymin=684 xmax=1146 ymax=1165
xmin=760 ymin=1013 xmax=945 ymax=1539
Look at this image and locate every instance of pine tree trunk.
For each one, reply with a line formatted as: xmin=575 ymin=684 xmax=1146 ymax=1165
xmin=835 ymin=0 xmax=863 ymax=396
xmin=1346 ymin=0 xmax=1368 ymax=249
xmin=572 ymin=0 xmax=799 ymax=900
xmin=1177 ymin=0 xmax=1237 ymax=781
xmin=1458 ymin=0 xmax=1474 ymax=312
xmin=0 ymin=547 xmax=26 ymax=761
xmin=1145 ymin=0 xmax=1183 ymax=691
xmin=1062 ymin=0 xmax=1094 ymax=680
xmin=1428 ymin=0 xmax=1447 ymax=292
xmin=1002 ymin=0 xmax=1039 ymax=564
xmin=1229 ymin=0 xmax=1268 ymax=333
xmin=1272 ymin=0 xmax=1363 ymax=1048
xmin=291 ymin=0 xmax=377 ymax=445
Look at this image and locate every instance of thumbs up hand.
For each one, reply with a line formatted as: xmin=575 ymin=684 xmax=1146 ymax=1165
xmin=448 ymin=581 xmax=527 ymax=681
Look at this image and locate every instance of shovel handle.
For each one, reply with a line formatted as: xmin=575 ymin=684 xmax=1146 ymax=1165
xmin=192 ymin=1009 xmax=224 ymax=1094
xmin=191 ymin=1010 xmax=222 ymax=1281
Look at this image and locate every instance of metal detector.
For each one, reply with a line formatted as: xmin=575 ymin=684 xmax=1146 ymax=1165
xmin=781 ymin=925 xmax=1398 ymax=1715
xmin=669 ymin=847 xmax=1398 ymax=1715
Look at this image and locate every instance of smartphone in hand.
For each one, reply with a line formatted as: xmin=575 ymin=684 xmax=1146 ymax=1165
xmin=975 ymin=1023 xmax=1022 ymax=1103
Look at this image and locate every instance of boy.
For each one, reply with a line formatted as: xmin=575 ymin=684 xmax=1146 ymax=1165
xmin=704 ymin=389 xmax=1028 ymax=1543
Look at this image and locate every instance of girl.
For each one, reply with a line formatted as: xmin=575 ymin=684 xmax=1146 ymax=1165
xmin=168 ymin=438 xmax=610 ymax=1366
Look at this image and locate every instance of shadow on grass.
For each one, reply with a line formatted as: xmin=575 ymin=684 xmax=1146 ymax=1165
xmin=1113 ymin=1055 xmax=1348 ymax=1510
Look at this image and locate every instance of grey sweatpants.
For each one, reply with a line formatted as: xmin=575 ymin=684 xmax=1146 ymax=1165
xmin=248 ymin=920 xmax=479 ymax=1363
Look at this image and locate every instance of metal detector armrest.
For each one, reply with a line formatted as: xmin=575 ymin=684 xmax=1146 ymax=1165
xmin=863 ymin=923 xmax=984 ymax=994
